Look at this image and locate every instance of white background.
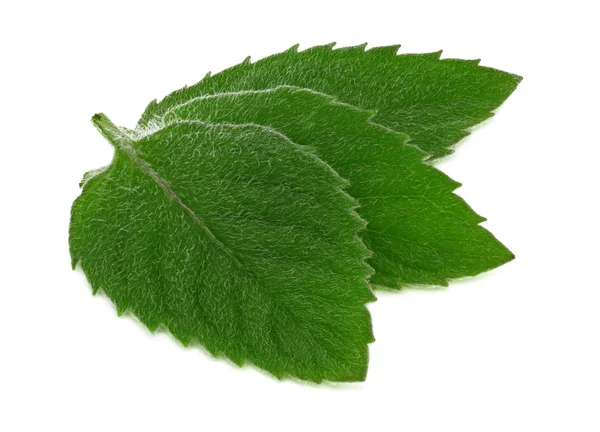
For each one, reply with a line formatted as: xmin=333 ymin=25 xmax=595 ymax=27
xmin=1 ymin=1 xmax=598 ymax=431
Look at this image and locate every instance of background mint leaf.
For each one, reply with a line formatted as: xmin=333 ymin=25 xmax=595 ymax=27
xmin=138 ymin=43 xmax=521 ymax=159
xmin=70 ymin=114 xmax=375 ymax=382
xmin=159 ymin=87 xmax=513 ymax=288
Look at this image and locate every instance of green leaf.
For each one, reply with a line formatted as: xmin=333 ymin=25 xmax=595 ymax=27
xmin=138 ymin=43 xmax=521 ymax=159
xmin=156 ymin=86 xmax=513 ymax=288
xmin=69 ymin=114 xmax=375 ymax=383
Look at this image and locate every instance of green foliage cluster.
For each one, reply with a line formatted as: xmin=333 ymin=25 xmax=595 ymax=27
xmin=70 ymin=44 xmax=520 ymax=382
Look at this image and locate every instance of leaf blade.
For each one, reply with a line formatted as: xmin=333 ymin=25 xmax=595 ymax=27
xmin=138 ymin=43 xmax=521 ymax=158
xmin=70 ymin=116 xmax=374 ymax=382
xmin=159 ymin=87 xmax=514 ymax=288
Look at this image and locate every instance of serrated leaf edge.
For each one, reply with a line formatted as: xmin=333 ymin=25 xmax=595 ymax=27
xmin=73 ymin=114 xmax=376 ymax=383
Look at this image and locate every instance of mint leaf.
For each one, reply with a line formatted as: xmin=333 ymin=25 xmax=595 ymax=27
xmin=70 ymin=114 xmax=375 ymax=382
xmin=158 ymin=87 xmax=513 ymax=288
xmin=138 ymin=43 xmax=521 ymax=159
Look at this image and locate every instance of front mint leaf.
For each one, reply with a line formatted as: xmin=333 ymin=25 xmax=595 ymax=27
xmin=138 ymin=43 xmax=521 ymax=159
xmin=69 ymin=114 xmax=374 ymax=383
xmin=159 ymin=87 xmax=513 ymax=288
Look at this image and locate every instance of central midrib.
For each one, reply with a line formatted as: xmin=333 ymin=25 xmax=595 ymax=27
xmin=91 ymin=113 xmax=239 ymax=264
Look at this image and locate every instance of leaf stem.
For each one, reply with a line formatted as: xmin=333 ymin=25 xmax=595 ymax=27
xmin=91 ymin=113 xmax=131 ymax=149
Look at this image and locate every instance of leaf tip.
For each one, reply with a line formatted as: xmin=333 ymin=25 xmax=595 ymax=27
xmin=513 ymin=73 xmax=524 ymax=85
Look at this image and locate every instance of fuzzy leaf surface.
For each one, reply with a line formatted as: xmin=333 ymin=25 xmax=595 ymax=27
xmin=69 ymin=115 xmax=374 ymax=382
xmin=138 ymin=43 xmax=521 ymax=159
xmin=157 ymin=87 xmax=513 ymax=288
